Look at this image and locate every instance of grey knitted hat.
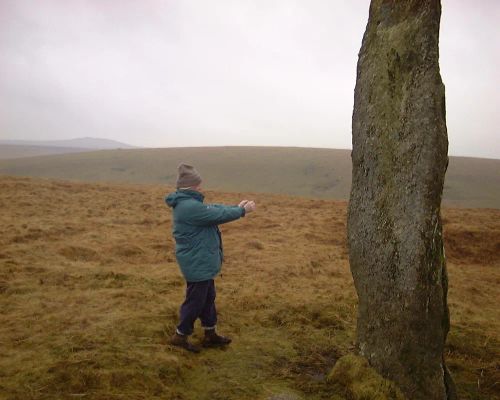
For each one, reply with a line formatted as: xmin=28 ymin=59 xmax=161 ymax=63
xmin=176 ymin=163 xmax=202 ymax=189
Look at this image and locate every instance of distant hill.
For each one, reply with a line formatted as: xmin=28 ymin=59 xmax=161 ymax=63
xmin=0 ymin=145 xmax=98 ymax=160
xmin=0 ymin=138 xmax=137 ymax=159
xmin=0 ymin=146 xmax=498 ymax=208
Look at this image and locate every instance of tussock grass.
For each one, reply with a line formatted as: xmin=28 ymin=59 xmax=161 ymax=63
xmin=0 ymin=176 xmax=498 ymax=399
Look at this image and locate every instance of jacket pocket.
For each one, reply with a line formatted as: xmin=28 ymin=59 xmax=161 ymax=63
xmin=204 ymin=243 xmax=219 ymax=254
xmin=175 ymin=237 xmax=200 ymax=254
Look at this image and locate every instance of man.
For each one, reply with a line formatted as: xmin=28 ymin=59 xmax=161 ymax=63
xmin=165 ymin=163 xmax=256 ymax=353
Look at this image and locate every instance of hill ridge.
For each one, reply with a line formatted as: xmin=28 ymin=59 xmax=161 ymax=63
xmin=0 ymin=137 xmax=137 ymax=149
xmin=0 ymin=146 xmax=498 ymax=208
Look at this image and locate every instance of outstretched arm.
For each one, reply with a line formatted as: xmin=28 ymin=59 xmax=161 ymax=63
xmin=186 ymin=202 xmax=245 ymax=226
xmin=186 ymin=200 xmax=256 ymax=226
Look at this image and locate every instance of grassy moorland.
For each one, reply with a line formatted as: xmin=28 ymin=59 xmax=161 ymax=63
xmin=0 ymin=147 xmax=498 ymax=208
xmin=0 ymin=176 xmax=498 ymax=400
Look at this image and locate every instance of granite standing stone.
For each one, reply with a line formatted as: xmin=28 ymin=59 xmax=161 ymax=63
xmin=347 ymin=1 xmax=456 ymax=398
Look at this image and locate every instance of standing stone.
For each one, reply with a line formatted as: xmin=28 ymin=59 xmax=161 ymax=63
xmin=347 ymin=1 xmax=456 ymax=399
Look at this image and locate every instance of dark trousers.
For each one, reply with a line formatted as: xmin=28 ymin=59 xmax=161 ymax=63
xmin=177 ymin=279 xmax=217 ymax=336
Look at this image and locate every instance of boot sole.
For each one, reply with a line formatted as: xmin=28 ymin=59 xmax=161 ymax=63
xmin=171 ymin=342 xmax=201 ymax=353
xmin=202 ymin=341 xmax=232 ymax=348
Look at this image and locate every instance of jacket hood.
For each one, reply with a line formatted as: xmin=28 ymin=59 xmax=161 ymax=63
xmin=165 ymin=190 xmax=204 ymax=208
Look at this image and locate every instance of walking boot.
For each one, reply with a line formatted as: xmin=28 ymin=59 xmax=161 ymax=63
xmin=202 ymin=329 xmax=232 ymax=347
xmin=170 ymin=332 xmax=201 ymax=353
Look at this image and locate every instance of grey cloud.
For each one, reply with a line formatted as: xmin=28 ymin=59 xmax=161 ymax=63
xmin=0 ymin=0 xmax=498 ymax=157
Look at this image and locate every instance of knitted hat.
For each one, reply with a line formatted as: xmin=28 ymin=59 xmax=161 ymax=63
xmin=176 ymin=163 xmax=202 ymax=189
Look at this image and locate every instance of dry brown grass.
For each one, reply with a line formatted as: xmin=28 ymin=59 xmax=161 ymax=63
xmin=0 ymin=175 xmax=498 ymax=400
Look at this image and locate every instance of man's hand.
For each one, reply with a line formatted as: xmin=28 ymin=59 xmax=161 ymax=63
xmin=239 ymin=200 xmax=256 ymax=214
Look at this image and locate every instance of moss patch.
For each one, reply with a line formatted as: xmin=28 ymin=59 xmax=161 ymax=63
xmin=327 ymin=355 xmax=406 ymax=400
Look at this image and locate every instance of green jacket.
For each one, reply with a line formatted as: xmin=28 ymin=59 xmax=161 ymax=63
xmin=165 ymin=190 xmax=245 ymax=282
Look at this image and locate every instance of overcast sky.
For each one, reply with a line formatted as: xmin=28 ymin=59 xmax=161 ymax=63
xmin=0 ymin=1 xmax=498 ymax=158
